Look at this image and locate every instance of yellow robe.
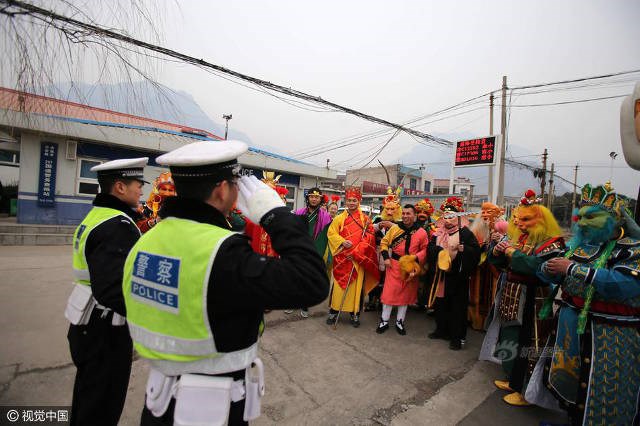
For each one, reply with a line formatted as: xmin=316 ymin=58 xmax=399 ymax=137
xmin=327 ymin=210 xmax=378 ymax=313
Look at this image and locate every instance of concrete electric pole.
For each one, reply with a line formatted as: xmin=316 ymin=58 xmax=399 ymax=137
xmin=223 ymin=114 xmax=233 ymax=140
xmin=497 ymin=76 xmax=507 ymax=205
xmin=571 ymin=164 xmax=579 ymax=210
xmin=548 ymin=162 xmax=555 ymax=209
xmin=488 ymin=92 xmax=495 ymax=203
xmin=540 ymin=148 xmax=548 ymax=202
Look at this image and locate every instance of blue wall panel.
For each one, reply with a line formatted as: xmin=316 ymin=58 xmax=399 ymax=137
xmin=18 ymin=196 xmax=92 ymax=225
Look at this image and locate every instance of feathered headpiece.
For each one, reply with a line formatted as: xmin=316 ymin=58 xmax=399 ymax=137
xmin=322 ymin=194 xmax=329 ymax=204
xmin=345 ymin=186 xmax=362 ymax=201
xmin=415 ymin=198 xmax=435 ymax=216
xmin=383 ymin=186 xmax=402 ymax=209
xmin=331 ymin=195 xmax=341 ymax=203
xmin=276 ymin=186 xmax=289 ymax=198
xmin=261 ymin=171 xmax=282 ymax=189
xmin=440 ymin=196 xmax=464 ymax=213
xmin=381 ymin=186 xmax=402 ymax=221
xmin=519 ymin=189 xmax=542 ymax=206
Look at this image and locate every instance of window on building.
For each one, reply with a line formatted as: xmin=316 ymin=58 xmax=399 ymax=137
xmin=76 ymin=158 xmax=102 ymax=195
xmin=410 ymin=178 xmax=417 ymax=190
xmin=283 ymin=185 xmax=296 ymax=210
xmin=0 ymin=149 xmax=18 ymax=164
xmin=424 ymin=181 xmax=431 ymax=192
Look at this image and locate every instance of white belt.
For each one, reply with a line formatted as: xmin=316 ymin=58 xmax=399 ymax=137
xmin=65 ymin=282 xmax=126 ymax=326
xmin=95 ymin=303 xmax=126 ymax=326
xmin=145 ymin=358 xmax=265 ymax=423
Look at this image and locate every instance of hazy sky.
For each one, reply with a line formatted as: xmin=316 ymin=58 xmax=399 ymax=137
xmin=6 ymin=0 xmax=640 ymax=196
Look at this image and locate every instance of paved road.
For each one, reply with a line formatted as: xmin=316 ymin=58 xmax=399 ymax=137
xmin=0 ymin=245 xmax=568 ymax=425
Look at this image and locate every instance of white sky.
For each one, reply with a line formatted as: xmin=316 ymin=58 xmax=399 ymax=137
xmin=6 ymin=0 xmax=640 ymax=197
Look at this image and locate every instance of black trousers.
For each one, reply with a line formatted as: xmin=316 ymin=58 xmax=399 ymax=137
xmin=68 ymin=309 xmax=132 ymax=426
xmin=140 ymin=395 xmax=248 ymax=425
xmin=434 ymin=275 xmax=470 ymax=341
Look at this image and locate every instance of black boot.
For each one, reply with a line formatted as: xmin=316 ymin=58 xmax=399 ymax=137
xmin=350 ymin=313 xmax=360 ymax=328
xmin=326 ymin=311 xmax=337 ymax=325
xmin=428 ymin=330 xmax=449 ymax=340
xmin=395 ymin=319 xmax=407 ymax=335
xmin=449 ymin=339 xmax=462 ymax=350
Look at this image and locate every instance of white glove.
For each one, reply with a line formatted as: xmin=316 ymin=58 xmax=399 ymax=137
xmin=236 ymin=175 xmax=285 ymax=224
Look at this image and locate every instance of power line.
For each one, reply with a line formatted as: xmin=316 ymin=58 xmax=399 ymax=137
xmin=501 ymin=94 xmax=628 ymax=108
xmin=510 ymin=69 xmax=640 ymax=91
xmin=0 ymin=0 xmax=452 ymax=147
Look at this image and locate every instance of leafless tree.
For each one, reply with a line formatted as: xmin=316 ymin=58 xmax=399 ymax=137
xmin=0 ymin=0 xmax=178 ymax=115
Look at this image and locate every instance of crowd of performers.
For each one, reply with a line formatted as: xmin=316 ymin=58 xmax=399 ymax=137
xmin=137 ymin=170 xmax=640 ymax=425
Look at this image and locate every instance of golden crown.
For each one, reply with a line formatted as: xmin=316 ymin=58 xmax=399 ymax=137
xmin=580 ymin=182 xmax=627 ymax=216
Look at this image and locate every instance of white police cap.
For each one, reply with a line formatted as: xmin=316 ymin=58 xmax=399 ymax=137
xmin=91 ymin=157 xmax=149 ymax=183
xmin=156 ymin=140 xmax=248 ymax=179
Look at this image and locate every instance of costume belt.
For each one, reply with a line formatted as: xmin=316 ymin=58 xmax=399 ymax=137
xmin=561 ymin=293 xmax=640 ymax=318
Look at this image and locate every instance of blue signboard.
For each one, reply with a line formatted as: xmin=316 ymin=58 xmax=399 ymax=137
xmin=37 ymin=142 xmax=58 ymax=207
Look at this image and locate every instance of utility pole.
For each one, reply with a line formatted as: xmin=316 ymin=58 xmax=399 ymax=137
xmin=488 ymin=92 xmax=494 ymax=203
xmin=548 ymin=162 xmax=555 ymax=209
xmin=497 ymin=76 xmax=507 ymax=205
xmin=223 ymin=114 xmax=233 ymax=140
xmin=540 ymin=148 xmax=548 ymax=202
xmin=571 ymin=164 xmax=579 ymax=210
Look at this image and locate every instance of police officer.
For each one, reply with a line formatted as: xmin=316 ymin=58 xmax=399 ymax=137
xmin=65 ymin=157 xmax=148 ymax=426
xmin=122 ymin=141 xmax=329 ymax=425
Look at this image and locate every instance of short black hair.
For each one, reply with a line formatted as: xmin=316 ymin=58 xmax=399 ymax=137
xmin=173 ymin=176 xmax=225 ymax=201
xmin=98 ymin=176 xmax=138 ymax=194
xmin=403 ymin=204 xmax=416 ymax=213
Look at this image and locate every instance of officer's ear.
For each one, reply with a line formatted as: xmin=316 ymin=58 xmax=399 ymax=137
xmin=111 ymin=180 xmax=127 ymax=196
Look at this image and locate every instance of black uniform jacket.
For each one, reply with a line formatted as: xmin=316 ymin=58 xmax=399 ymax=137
xmin=159 ymin=197 xmax=329 ymax=356
xmin=85 ymin=193 xmax=142 ymax=316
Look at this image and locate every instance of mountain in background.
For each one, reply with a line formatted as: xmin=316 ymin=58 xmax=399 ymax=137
xmin=43 ymin=81 xmax=254 ymax=144
xmin=41 ymin=82 xmax=569 ymax=196
xmin=397 ymin=131 xmax=570 ymax=197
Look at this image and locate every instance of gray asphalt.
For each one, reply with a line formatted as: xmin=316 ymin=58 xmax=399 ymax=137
xmin=0 ymin=245 xmax=569 ymax=425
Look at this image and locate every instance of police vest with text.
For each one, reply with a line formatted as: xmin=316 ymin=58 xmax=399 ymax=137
xmin=123 ymin=217 xmax=259 ymax=376
xmin=72 ymin=207 xmax=133 ymax=285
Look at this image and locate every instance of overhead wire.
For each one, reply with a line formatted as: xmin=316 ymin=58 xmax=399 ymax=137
xmin=0 ymin=0 xmax=452 ymax=146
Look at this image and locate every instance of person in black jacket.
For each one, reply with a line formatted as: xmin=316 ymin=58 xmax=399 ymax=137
xmin=122 ymin=141 xmax=329 ymax=425
xmin=427 ymin=197 xmax=480 ymax=350
xmin=65 ymin=157 xmax=148 ymax=426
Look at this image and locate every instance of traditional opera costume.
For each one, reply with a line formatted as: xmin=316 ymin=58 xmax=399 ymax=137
xmin=326 ymin=186 xmax=379 ymax=327
xmin=427 ymin=197 xmax=481 ymax=350
xmin=293 ymin=187 xmax=332 ymax=317
xmin=414 ymin=197 xmax=436 ymax=310
xmin=468 ymin=202 xmax=505 ymax=330
xmin=367 ymin=187 xmax=403 ymax=312
xmin=482 ymin=189 xmax=564 ymax=406
xmin=534 ymin=182 xmax=640 ymax=424
xmin=136 ymin=171 xmax=175 ymax=233
xmin=376 ymin=204 xmax=429 ymax=335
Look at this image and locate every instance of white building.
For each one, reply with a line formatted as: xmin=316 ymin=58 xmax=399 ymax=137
xmin=0 ymin=87 xmax=336 ymax=224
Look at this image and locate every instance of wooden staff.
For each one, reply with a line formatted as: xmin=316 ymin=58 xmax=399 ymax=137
xmin=333 ymin=214 xmax=370 ymax=330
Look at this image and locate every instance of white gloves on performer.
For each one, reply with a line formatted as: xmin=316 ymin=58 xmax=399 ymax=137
xmin=236 ymin=175 xmax=286 ymax=224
